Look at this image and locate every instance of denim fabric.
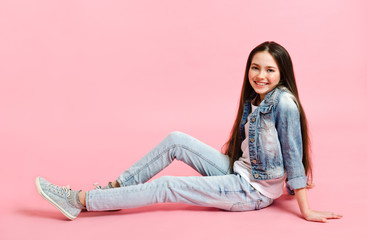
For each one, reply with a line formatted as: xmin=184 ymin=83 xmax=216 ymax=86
xmin=86 ymin=132 xmax=273 ymax=211
xmin=239 ymin=87 xmax=308 ymax=191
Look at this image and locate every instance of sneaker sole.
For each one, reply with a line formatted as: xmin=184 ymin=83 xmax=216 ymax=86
xmin=35 ymin=177 xmax=77 ymax=220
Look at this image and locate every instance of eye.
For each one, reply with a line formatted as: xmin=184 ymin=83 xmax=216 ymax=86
xmin=267 ymin=69 xmax=275 ymax=73
xmin=251 ymin=66 xmax=258 ymax=70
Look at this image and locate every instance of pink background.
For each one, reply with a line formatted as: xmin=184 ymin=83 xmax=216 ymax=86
xmin=1 ymin=0 xmax=366 ymax=239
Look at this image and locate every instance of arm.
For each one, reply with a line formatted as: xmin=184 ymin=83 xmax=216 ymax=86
xmin=294 ymin=188 xmax=343 ymax=223
xmin=275 ymin=92 xmax=342 ymax=222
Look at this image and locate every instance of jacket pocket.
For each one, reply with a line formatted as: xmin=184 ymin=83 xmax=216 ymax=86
xmin=257 ymin=125 xmax=281 ymax=168
xmin=258 ymin=111 xmax=275 ymax=130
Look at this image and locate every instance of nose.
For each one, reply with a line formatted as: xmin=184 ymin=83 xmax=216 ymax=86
xmin=257 ymin=70 xmax=266 ymax=79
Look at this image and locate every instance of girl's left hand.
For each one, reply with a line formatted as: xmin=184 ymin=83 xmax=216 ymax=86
xmin=302 ymin=209 xmax=343 ymax=223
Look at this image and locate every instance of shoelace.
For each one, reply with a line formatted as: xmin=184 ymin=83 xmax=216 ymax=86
xmin=62 ymin=186 xmax=71 ymax=197
xmin=49 ymin=184 xmax=71 ymax=197
xmin=93 ymin=183 xmax=102 ymax=190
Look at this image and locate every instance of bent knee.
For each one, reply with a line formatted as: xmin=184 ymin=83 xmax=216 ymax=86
xmin=151 ymin=176 xmax=175 ymax=186
xmin=166 ymin=131 xmax=190 ymax=143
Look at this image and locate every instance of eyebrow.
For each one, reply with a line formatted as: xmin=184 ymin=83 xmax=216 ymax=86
xmin=251 ymin=63 xmax=278 ymax=69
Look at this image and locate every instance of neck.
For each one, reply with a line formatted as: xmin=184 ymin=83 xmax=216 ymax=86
xmin=253 ymin=95 xmax=261 ymax=106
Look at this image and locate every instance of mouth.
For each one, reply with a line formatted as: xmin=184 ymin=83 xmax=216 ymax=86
xmin=254 ymin=81 xmax=268 ymax=86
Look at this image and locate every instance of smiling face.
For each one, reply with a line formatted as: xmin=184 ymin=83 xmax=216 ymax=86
xmin=248 ymin=51 xmax=281 ymax=101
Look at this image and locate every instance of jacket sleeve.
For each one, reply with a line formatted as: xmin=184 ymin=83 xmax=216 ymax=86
xmin=275 ymin=93 xmax=308 ymax=192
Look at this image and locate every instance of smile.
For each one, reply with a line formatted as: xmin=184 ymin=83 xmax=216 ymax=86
xmin=254 ymin=81 xmax=268 ymax=86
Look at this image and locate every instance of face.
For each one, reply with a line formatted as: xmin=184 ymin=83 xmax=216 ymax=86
xmin=248 ymin=51 xmax=280 ymax=101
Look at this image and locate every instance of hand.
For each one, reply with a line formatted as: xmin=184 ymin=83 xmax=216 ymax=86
xmin=306 ymin=182 xmax=315 ymax=189
xmin=302 ymin=209 xmax=343 ymax=223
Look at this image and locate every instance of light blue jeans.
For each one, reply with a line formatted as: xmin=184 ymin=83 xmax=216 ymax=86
xmin=86 ymin=131 xmax=273 ymax=212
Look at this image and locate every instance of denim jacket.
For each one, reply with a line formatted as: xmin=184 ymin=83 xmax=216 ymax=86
xmin=239 ymin=86 xmax=308 ymax=191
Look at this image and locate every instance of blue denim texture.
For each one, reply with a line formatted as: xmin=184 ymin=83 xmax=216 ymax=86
xmin=239 ymin=87 xmax=308 ymax=191
xmin=86 ymin=132 xmax=273 ymax=212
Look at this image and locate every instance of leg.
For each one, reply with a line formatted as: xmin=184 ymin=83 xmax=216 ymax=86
xmin=35 ymin=177 xmax=84 ymax=220
xmin=86 ymin=174 xmax=273 ymax=212
xmin=116 ymin=131 xmax=231 ymax=187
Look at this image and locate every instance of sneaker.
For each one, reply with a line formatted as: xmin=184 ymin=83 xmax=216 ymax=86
xmin=94 ymin=182 xmax=113 ymax=190
xmin=35 ymin=177 xmax=82 ymax=220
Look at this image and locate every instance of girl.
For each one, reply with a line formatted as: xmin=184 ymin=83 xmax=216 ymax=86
xmin=36 ymin=41 xmax=342 ymax=222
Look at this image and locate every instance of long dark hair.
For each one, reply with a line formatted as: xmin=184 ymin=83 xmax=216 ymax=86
xmin=222 ymin=41 xmax=312 ymax=183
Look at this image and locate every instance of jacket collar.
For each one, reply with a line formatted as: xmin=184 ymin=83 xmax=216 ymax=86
xmin=245 ymin=86 xmax=288 ymax=113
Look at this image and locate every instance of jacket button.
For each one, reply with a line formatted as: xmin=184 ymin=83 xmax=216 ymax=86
xmin=254 ymin=173 xmax=259 ymax=178
xmin=252 ymin=117 xmax=256 ymax=122
xmin=250 ymin=138 xmax=255 ymax=143
xmin=252 ymin=160 xmax=257 ymax=164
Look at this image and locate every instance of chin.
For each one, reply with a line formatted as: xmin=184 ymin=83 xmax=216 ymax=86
xmin=254 ymin=89 xmax=268 ymax=95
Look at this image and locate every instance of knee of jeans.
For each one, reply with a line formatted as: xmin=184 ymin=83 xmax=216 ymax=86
xmin=166 ymin=131 xmax=188 ymax=144
xmin=152 ymin=176 xmax=175 ymax=187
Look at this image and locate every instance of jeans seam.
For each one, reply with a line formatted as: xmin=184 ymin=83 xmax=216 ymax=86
xmin=180 ymin=144 xmax=229 ymax=175
xmin=111 ymin=183 xmax=217 ymax=195
xmin=123 ymin=143 xmax=228 ymax=184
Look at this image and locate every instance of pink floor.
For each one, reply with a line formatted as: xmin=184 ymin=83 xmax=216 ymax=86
xmin=1 ymin=126 xmax=366 ymax=239
xmin=1 ymin=0 xmax=367 ymax=239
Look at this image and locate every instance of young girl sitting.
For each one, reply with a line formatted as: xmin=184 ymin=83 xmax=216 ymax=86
xmin=36 ymin=41 xmax=342 ymax=222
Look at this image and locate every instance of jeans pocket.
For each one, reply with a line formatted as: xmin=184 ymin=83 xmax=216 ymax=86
xmin=255 ymin=199 xmax=263 ymax=210
xmin=230 ymin=201 xmax=257 ymax=212
xmin=230 ymin=197 xmax=273 ymax=212
xmin=257 ymin=197 xmax=274 ymax=210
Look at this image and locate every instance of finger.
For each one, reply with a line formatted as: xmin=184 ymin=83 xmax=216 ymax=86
xmin=311 ymin=217 xmax=327 ymax=223
xmin=319 ymin=211 xmax=343 ymax=220
xmin=327 ymin=212 xmax=343 ymax=219
xmin=306 ymin=215 xmax=328 ymax=223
